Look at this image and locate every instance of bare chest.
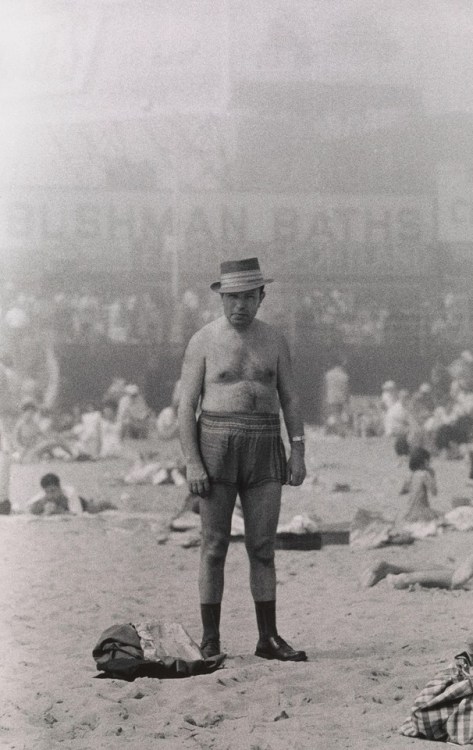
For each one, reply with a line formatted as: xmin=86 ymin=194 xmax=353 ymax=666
xmin=206 ymin=338 xmax=278 ymax=386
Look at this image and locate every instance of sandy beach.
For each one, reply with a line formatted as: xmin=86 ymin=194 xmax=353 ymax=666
xmin=2 ymin=432 xmax=473 ymax=750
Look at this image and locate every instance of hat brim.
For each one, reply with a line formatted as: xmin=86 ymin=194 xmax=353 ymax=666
xmin=210 ymin=278 xmax=273 ymax=293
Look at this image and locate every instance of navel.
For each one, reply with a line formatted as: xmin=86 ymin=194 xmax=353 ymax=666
xmin=217 ymin=369 xmax=239 ymax=382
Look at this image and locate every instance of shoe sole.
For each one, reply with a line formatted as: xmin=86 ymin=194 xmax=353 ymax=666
xmin=255 ymin=649 xmax=307 ymax=662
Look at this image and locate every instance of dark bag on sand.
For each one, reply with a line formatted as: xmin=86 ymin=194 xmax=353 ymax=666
xmin=93 ymin=621 xmax=225 ymax=681
xmin=400 ymin=652 xmax=473 ymax=745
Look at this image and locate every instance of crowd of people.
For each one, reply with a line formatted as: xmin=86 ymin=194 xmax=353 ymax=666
xmin=429 ymin=291 xmax=472 ymax=346
xmin=2 ymin=254 xmax=473 ymax=682
xmin=0 ymin=285 xmax=206 ymax=348
xmin=319 ymin=348 xmax=473 ymax=546
xmin=2 ymin=282 xmax=470 ymax=363
xmin=0 ymin=374 xmax=185 ymax=517
xmin=323 ymin=350 xmax=473 ymax=461
xmin=1 ymin=378 xmax=180 ymax=466
xmin=296 ymin=288 xmax=389 ymax=346
xmin=0 ymin=283 xmax=218 ymax=428
xmin=380 ymin=351 xmax=473 ymax=467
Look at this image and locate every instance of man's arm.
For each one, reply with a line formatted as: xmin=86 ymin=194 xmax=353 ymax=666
xmin=426 ymin=468 xmax=438 ymax=496
xmin=178 ymin=331 xmax=210 ymax=497
xmin=0 ymin=419 xmax=11 ymax=453
xmin=12 ymin=419 xmax=25 ymax=452
xmin=276 ymin=332 xmax=306 ymax=486
xmin=26 ymin=491 xmax=46 ymax=514
xmin=64 ymin=485 xmax=84 ymax=514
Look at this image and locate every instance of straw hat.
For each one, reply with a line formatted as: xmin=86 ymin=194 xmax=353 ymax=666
xmin=210 ymin=257 xmax=273 ymax=294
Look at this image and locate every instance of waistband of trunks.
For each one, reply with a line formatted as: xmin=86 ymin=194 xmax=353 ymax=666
xmin=199 ymin=411 xmax=280 ymax=433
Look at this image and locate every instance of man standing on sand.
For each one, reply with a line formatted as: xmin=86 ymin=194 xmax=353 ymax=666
xmin=178 ymin=257 xmax=307 ymax=662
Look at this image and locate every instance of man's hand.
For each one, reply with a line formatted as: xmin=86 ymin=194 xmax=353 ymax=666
xmin=186 ymin=462 xmax=211 ymax=497
xmin=287 ymin=448 xmax=306 ymax=486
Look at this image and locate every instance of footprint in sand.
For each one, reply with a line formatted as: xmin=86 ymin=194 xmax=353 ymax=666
xmin=183 ymin=712 xmax=225 ymax=728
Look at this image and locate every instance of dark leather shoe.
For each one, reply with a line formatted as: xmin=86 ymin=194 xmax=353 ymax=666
xmin=201 ymin=639 xmax=222 ymax=658
xmin=255 ymin=635 xmax=307 ymax=662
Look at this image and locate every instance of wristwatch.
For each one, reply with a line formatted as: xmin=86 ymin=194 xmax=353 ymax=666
xmin=290 ymin=436 xmax=305 ymax=443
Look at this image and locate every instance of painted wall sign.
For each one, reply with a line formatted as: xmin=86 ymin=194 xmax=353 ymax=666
xmin=437 ymin=164 xmax=473 ymax=245
xmin=0 ymin=190 xmax=435 ymax=280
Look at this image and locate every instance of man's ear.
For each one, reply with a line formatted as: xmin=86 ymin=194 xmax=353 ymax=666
xmin=259 ymin=290 xmax=266 ymax=303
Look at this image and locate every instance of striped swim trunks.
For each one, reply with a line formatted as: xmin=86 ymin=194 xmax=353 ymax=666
xmin=198 ymin=411 xmax=287 ymax=490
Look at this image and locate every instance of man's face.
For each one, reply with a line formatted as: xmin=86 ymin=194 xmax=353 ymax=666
xmin=221 ymin=288 xmax=264 ymax=329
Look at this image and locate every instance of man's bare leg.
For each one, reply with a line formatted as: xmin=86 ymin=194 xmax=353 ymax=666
xmin=360 ymin=561 xmax=415 ymax=588
xmin=198 ymin=483 xmax=237 ymax=657
xmin=198 ymin=482 xmax=237 ymax=601
xmin=240 ymin=481 xmax=281 ymax=600
xmin=387 ymin=556 xmax=473 ymax=589
xmin=240 ymin=481 xmax=307 ymax=661
xmin=387 ymin=569 xmax=454 ymax=589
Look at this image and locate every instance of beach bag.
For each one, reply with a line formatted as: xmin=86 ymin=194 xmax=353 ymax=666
xmin=93 ymin=621 xmax=225 ymax=681
xmin=400 ymin=652 xmax=473 ymax=745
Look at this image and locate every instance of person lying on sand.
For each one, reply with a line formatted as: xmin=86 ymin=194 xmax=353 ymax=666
xmin=360 ymin=555 xmax=473 ymax=590
xmin=26 ymin=472 xmax=116 ymax=515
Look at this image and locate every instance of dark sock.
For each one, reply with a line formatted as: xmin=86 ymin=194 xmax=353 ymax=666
xmin=254 ymin=600 xmax=277 ymax=641
xmin=200 ymin=603 xmax=221 ymax=643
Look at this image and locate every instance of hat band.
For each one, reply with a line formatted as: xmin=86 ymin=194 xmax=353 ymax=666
xmin=219 ymin=270 xmax=265 ymax=290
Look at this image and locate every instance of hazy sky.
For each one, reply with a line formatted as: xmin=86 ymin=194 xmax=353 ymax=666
xmin=0 ymin=1 xmax=473 ymax=114
xmin=229 ymin=0 xmax=473 ymax=113
xmin=312 ymin=0 xmax=473 ymax=113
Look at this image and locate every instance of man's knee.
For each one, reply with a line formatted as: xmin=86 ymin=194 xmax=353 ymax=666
xmin=245 ymin=536 xmax=275 ymax=565
xmin=201 ymin=533 xmax=230 ymax=565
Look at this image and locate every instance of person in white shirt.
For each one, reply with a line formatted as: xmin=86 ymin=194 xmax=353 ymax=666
xmin=380 ymin=380 xmax=398 ymax=412
xmin=323 ymin=361 xmax=350 ymax=436
xmin=70 ymin=405 xmax=102 ymax=460
xmin=118 ymin=384 xmax=151 ymax=439
xmin=384 ymin=389 xmax=412 ymax=438
xmin=99 ymin=401 xmax=123 ymax=458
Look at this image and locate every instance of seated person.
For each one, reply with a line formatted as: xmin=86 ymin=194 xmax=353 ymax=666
xmin=156 ymin=381 xmax=181 ymax=441
xmin=402 ymin=447 xmax=440 ymax=524
xmin=69 ymin=404 xmax=102 ymax=460
xmin=99 ymin=400 xmax=123 ymax=458
xmin=102 ymin=377 xmax=127 ymax=408
xmin=118 ymin=384 xmax=151 ymax=439
xmin=12 ymin=399 xmax=75 ymax=462
xmin=27 ymin=472 xmax=116 ymax=515
xmin=13 ymin=399 xmax=44 ymax=453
